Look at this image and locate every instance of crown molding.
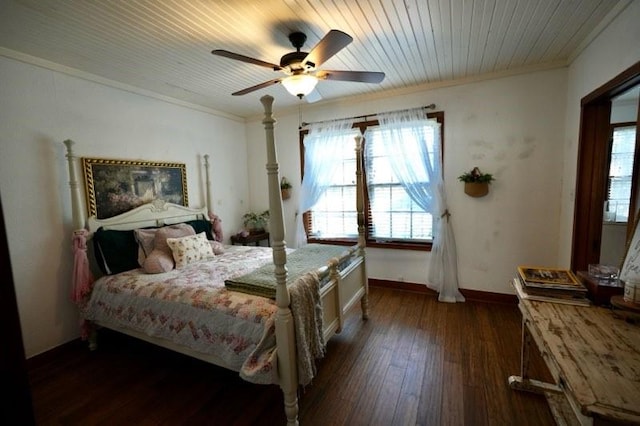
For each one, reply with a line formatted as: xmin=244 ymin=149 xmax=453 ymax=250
xmin=0 ymin=47 xmax=245 ymax=123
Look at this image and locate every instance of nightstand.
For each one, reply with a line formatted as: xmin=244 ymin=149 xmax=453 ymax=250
xmin=231 ymin=232 xmax=270 ymax=247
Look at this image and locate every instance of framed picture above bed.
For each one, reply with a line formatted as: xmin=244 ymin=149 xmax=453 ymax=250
xmin=82 ymin=157 xmax=188 ymax=219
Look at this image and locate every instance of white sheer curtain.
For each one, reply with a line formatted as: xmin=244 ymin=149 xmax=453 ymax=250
xmin=374 ymin=108 xmax=464 ymax=302
xmin=296 ymin=118 xmax=358 ymax=247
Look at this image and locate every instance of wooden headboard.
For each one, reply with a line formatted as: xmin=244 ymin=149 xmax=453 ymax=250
xmin=86 ymin=199 xmax=208 ymax=233
xmin=63 ymin=139 xmax=214 ymax=232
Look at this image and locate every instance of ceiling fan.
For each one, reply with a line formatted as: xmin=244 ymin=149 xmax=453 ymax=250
xmin=211 ymin=29 xmax=385 ymax=99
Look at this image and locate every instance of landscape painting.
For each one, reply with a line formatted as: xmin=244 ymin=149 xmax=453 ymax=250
xmin=82 ymin=157 xmax=188 ymax=219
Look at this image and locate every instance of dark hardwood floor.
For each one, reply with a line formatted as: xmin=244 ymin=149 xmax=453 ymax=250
xmin=28 ymin=286 xmax=555 ymax=425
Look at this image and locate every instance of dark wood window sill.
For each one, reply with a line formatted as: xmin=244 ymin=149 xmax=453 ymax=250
xmin=306 ymin=238 xmax=432 ymax=251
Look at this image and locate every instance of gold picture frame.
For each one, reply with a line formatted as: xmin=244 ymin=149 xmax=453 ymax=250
xmin=82 ymin=157 xmax=188 ymax=219
xmin=516 ymin=265 xmax=583 ymax=291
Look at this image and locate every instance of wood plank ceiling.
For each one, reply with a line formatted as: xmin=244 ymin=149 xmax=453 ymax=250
xmin=0 ymin=0 xmax=627 ymax=118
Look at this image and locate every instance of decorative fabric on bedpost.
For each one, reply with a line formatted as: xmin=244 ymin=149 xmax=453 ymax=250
xmin=208 ymin=212 xmax=223 ymax=242
xmin=65 ymin=139 xmax=96 ymax=338
xmin=70 ymin=229 xmax=94 ymax=339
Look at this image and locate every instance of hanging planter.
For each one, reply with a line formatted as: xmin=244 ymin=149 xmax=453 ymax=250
xmin=280 ymin=176 xmax=292 ymax=200
xmin=464 ymin=182 xmax=489 ymax=197
xmin=458 ymin=167 xmax=494 ymax=198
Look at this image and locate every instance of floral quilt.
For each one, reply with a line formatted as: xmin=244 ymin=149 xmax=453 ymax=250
xmin=82 ymin=245 xmax=283 ymax=384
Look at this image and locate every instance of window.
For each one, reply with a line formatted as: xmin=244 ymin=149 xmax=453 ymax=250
xmin=306 ymin=141 xmax=359 ymax=238
xmin=301 ymin=112 xmax=443 ymax=250
xmin=606 ymin=124 xmax=636 ymax=223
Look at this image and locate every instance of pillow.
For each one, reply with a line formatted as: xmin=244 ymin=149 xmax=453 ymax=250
xmin=134 ymin=223 xmax=194 ymax=266
xmin=93 ymin=228 xmax=139 ymax=275
xmin=184 ymin=219 xmax=214 ymax=241
xmin=134 ymin=228 xmax=158 ymax=266
xmin=142 ymin=249 xmax=175 ymax=274
xmin=166 ymin=232 xmax=214 ymax=268
xmin=142 ymin=224 xmax=195 ymax=274
xmin=210 ymin=241 xmax=225 ymax=255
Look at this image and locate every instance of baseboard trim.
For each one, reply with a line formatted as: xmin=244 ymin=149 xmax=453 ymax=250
xmin=368 ymin=278 xmax=517 ymax=304
xmin=27 ymin=338 xmax=85 ymax=367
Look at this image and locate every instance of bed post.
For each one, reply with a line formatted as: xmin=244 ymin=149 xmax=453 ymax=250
xmin=354 ymin=135 xmax=369 ymax=320
xmin=64 ymin=139 xmax=84 ymax=230
xmin=204 ymin=154 xmax=213 ymax=213
xmin=64 ymin=139 xmax=95 ymax=343
xmin=260 ymin=95 xmax=299 ymax=426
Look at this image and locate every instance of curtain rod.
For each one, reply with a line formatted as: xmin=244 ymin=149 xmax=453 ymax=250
xmin=299 ymin=103 xmax=437 ymax=128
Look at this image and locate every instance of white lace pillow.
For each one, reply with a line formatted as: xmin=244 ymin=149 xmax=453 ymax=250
xmin=166 ymin=232 xmax=214 ymax=268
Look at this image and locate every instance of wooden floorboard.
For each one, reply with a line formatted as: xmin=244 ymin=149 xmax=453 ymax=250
xmin=27 ymin=286 xmax=555 ymax=425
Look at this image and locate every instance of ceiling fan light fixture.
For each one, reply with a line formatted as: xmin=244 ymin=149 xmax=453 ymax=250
xmin=213 ymin=30 xmax=384 ymax=97
xmin=282 ymin=74 xmax=318 ymax=98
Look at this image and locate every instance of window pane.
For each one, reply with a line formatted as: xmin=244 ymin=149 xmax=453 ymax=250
xmin=365 ymin=123 xmax=436 ymax=242
xmin=607 ymin=125 xmax=636 ymax=223
xmin=309 ymin=137 xmax=358 ymax=237
xmin=369 ymin=184 xmax=433 ymax=240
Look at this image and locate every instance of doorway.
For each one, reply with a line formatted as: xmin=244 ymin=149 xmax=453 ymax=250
xmin=572 ymin=61 xmax=640 ymax=272
xmin=600 ymin=102 xmax=638 ymax=266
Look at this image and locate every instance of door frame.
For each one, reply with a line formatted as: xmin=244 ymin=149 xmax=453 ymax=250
xmin=572 ymin=61 xmax=640 ymax=272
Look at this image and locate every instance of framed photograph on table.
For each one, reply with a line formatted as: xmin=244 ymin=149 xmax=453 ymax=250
xmin=82 ymin=157 xmax=188 ymax=219
xmin=517 ymin=266 xmax=579 ymax=285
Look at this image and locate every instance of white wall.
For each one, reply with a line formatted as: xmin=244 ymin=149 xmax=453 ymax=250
xmin=246 ymin=68 xmax=567 ymax=295
xmin=0 ymin=56 xmax=250 ymax=358
xmin=558 ymin=1 xmax=640 ymax=266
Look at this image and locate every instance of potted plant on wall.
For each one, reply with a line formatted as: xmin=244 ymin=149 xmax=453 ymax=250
xmin=458 ymin=167 xmax=495 ymax=197
xmin=280 ymin=177 xmax=292 ymax=200
xmin=242 ymin=210 xmax=270 ymax=234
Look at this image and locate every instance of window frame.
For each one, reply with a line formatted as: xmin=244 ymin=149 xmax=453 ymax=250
xmin=299 ymin=111 xmax=444 ymax=251
xmin=605 ymin=122 xmax=637 ymax=224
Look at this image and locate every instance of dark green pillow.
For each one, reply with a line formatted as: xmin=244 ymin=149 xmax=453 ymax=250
xmin=92 ymin=219 xmax=211 ymax=275
xmin=93 ymin=227 xmax=139 ymax=275
xmin=184 ymin=219 xmax=213 ymax=240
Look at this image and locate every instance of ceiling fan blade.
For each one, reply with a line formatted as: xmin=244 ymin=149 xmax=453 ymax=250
xmin=212 ymin=49 xmax=282 ymax=70
xmin=232 ymin=78 xmax=282 ymax=96
xmin=302 ymin=29 xmax=353 ymax=68
xmin=316 ymin=70 xmax=385 ymax=83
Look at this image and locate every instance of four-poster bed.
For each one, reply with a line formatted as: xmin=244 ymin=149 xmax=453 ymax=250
xmin=64 ymin=95 xmax=368 ymax=425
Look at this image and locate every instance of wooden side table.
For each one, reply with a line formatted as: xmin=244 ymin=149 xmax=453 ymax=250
xmin=508 ymin=289 xmax=640 ymax=424
xmin=230 ymin=232 xmax=270 ymax=247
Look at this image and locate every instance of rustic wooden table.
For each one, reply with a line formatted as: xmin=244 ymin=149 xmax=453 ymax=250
xmin=509 ymin=287 xmax=640 ymax=425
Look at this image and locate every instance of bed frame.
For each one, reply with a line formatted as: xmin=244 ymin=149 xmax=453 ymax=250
xmin=64 ymin=95 xmax=369 ymax=425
